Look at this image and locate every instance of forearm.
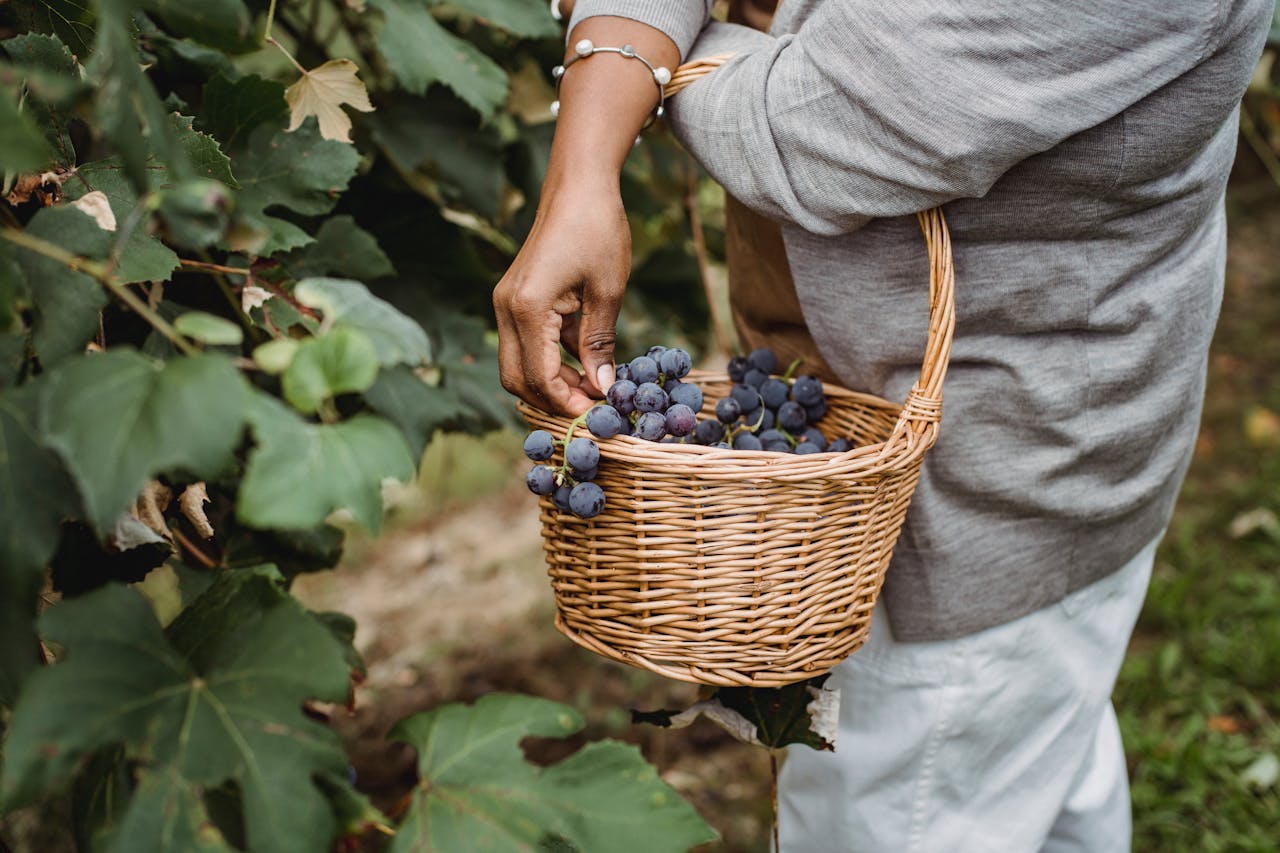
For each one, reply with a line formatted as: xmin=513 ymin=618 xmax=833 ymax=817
xmin=543 ymin=16 xmax=679 ymax=193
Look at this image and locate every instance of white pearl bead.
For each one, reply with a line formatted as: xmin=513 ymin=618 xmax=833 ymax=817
xmin=653 ymin=66 xmax=672 ymax=86
xmin=620 ymin=44 xmax=636 ymax=57
xmin=655 ymin=105 xmax=665 ymax=119
xmin=550 ymin=100 xmax=560 ymax=116
xmin=574 ymin=39 xmax=594 ymax=57
xmin=551 ymin=65 xmax=564 ymax=79
xmin=634 ymin=135 xmax=642 ymax=147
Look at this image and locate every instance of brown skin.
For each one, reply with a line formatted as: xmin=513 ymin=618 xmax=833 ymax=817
xmin=492 ymin=17 xmax=679 ymax=417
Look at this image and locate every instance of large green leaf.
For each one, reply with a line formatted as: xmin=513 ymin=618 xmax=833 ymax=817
xmin=390 ymin=694 xmax=717 ymax=852
xmin=294 ymin=277 xmax=432 ymax=367
xmin=371 ymin=0 xmax=508 ymax=118
xmin=363 ymin=364 xmax=473 ymax=458
xmin=15 ymin=205 xmax=111 ymax=367
xmin=281 ymin=215 xmax=396 ymax=281
xmin=0 ymin=567 xmax=357 ymax=853
xmin=446 ymin=0 xmax=560 ymax=38
xmin=281 ymin=327 xmax=380 ymax=414
xmin=199 ymin=73 xmax=287 ymax=151
xmin=0 ymin=385 xmax=78 ymax=705
xmin=140 ymin=0 xmax=256 ymax=53
xmin=39 ymin=350 xmax=249 ymax=533
xmin=0 ymin=95 xmax=53 ymax=172
xmin=93 ymin=0 xmax=192 ymax=191
xmin=225 ymin=118 xmax=360 ymax=256
xmin=238 ymin=392 xmax=415 ymax=533
xmin=62 ymin=161 xmax=182 ymax=285
xmin=2 ymin=32 xmax=87 ymax=168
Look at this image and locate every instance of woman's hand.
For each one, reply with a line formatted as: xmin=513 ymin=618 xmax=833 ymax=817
xmin=493 ymin=178 xmax=629 ymax=417
xmin=493 ymin=16 xmax=677 ymax=416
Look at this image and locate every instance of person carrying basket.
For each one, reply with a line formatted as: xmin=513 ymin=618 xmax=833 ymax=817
xmin=493 ymin=1 xmax=1273 ymax=849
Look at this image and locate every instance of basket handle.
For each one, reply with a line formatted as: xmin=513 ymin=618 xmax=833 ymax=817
xmin=668 ymin=55 xmax=956 ymax=446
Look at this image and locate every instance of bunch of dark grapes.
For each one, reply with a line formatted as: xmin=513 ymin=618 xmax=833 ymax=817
xmin=523 ymin=428 xmax=606 ymax=519
xmin=524 ymin=344 xmax=856 ymax=519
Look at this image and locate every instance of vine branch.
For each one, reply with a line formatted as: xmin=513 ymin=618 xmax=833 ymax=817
xmin=0 ymin=227 xmax=199 ymax=357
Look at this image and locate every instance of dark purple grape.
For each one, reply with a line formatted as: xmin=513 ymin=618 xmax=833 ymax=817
xmin=730 ymin=384 xmax=762 ymax=412
xmin=805 ymin=398 xmax=829 ymax=422
xmin=748 ymin=347 xmax=778 ymax=375
xmin=658 ymin=347 xmax=692 ymax=380
xmin=756 ymin=408 xmax=776 ymax=432
xmin=523 ymin=430 xmax=556 ymax=461
xmin=732 ymin=432 xmax=763 ymax=451
xmin=713 ymin=441 xmax=732 ymax=448
xmin=665 ymin=403 xmax=697 ymax=437
xmin=634 ymin=411 xmax=667 ymax=441
xmin=663 ymin=377 xmax=682 ymax=393
xmin=715 ymin=397 xmax=742 ymax=423
xmin=615 ymin=362 xmax=633 ymax=383
xmin=743 ymin=368 xmax=768 ymax=389
xmin=552 ymin=484 xmax=573 ymax=511
xmin=695 ymin=419 xmax=725 ymax=444
xmin=794 ymin=442 xmax=822 ymax=454
xmin=574 ymin=466 xmax=598 ymax=482
xmin=668 ymin=382 xmax=703 ymax=412
xmin=526 ymin=465 xmax=556 ymax=495
xmin=801 ymin=426 xmax=828 ymax=450
xmin=629 ymin=355 xmax=660 ymax=384
xmin=586 ymin=404 xmax=626 ymax=439
xmin=758 ymin=429 xmax=788 ymax=445
xmin=742 ymin=407 xmax=765 ymax=432
xmin=828 ymin=438 xmax=852 ymax=453
xmin=762 ymin=438 xmax=791 ymax=453
xmin=565 ymin=437 xmax=599 ymax=472
xmin=726 ymin=355 xmax=749 ymax=383
xmin=607 ymin=379 xmax=638 ymax=415
xmin=646 ymin=345 xmax=668 ymax=361
xmin=760 ymin=378 xmax=790 ymax=409
xmin=791 ymin=375 xmax=824 ymax=406
xmin=569 ymin=482 xmax=606 ymax=518
xmin=778 ymin=401 xmax=808 ymax=432
xmin=634 ymin=382 xmax=669 ymax=413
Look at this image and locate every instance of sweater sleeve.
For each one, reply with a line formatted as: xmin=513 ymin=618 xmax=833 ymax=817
xmin=567 ymin=0 xmax=715 ymax=58
xmin=584 ymin=1 xmax=1241 ymax=235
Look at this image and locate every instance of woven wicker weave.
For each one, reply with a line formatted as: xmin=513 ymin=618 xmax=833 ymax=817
xmin=517 ymin=56 xmax=956 ymax=688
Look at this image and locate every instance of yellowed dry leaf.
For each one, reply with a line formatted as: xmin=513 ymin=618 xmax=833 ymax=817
xmin=132 ymin=480 xmax=174 ymax=541
xmin=241 ymin=283 xmax=273 ymax=313
xmin=71 ymin=190 xmax=117 ymax=231
xmin=179 ymin=482 xmax=215 ymax=538
xmin=284 ymin=58 xmax=374 ymax=143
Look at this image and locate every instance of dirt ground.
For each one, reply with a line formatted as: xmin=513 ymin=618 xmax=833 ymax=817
xmin=292 ymin=481 xmax=776 ymax=852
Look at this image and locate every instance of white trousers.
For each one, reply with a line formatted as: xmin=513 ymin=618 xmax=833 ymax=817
xmin=777 ymin=537 xmax=1158 ymax=853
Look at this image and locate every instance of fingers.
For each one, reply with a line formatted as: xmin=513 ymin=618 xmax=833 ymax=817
xmin=495 ymin=275 xmax=596 ymax=417
xmin=577 ymin=275 xmax=624 ymax=396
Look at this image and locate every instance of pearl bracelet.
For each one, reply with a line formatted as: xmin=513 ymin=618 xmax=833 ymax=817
xmin=551 ymin=40 xmax=672 ymax=144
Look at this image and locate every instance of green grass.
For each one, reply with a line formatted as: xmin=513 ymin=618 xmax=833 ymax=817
xmin=1117 ymin=191 xmax=1280 ymax=851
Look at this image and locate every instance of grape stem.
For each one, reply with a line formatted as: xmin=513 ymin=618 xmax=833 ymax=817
xmin=780 ymin=358 xmax=804 ymax=383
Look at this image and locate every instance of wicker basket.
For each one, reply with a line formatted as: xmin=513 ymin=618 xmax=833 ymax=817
xmin=519 ymin=208 xmax=955 ymax=688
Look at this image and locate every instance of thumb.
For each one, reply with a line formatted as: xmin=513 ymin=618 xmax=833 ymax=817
xmin=577 ymin=278 xmax=624 ymax=394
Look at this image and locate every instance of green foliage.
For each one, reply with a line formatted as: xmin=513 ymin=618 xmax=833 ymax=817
xmin=0 ymin=0 xmax=715 ymax=847
xmin=391 ymin=693 xmax=718 ymax=852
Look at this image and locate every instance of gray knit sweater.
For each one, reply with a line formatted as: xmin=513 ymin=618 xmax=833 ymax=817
xmin=569 ymin=0 xmax=1272 ymax=640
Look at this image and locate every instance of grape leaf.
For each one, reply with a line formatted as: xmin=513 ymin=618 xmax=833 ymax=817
xmin=294 ymin=277 xmax=432 ymax=367
xmin=224 ymin=118 xmax=360 ymax=256
xmin=62 ymin=161 xmax=181 ymax=285
xmin=0 ymin=95 xmax=54 ymax=172
xmin=199 ymin=73 xmax=287 ymax=151
xmin=280 ymin=215 xmax=396 ymax=281
xmin=140 ymin=0 xmax=256 ymax=53
xmin=370 ymin=0 xmax=508 ymax=118
xmin=38 ymin=350 xmax=250 ymax=534
xmin=0 ymin=567 xmax=357 ymax=853
xmin=14 ymin=205 xmax=111 ymax=367
xmin=238 ymin=392 xmax=415 ymax=533
xmin=284 ymin=58 xmax=375 ymax=144
xmin=389 ymin=693 xmax=717 ymax=853
xmin=281 ymin=327 xmax=380 ymax=414
xmin=0 ymin=383 xmax=79 ymax=704
xmin=95 ymin=766 xmax=237 ymax=853
xmin=446 ymin=0 xmax=560 ymax=38
xmin=363 ymin=364 xmax=473 ymax=458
